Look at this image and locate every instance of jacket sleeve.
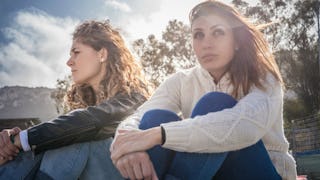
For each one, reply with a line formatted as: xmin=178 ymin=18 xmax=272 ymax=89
xmin=27 ymin=93 xmax=145 ymax=154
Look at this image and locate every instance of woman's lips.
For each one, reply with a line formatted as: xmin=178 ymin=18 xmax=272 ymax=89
xmin=201 ymin=54 xmax=218 ymax=61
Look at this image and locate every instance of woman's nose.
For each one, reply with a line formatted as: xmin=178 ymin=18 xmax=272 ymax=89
xmin=202 ymin=36 xmax=214 ymax=49
xmin=66 ymin=58 xmax=73 ymax=66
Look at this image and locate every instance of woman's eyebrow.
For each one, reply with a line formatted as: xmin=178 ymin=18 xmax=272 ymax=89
xmin=209 ymin=24 xmax=224 ymax=30
xmin=192 ymin=27 xmax=203 ymax=32
xmin=192 ymin=24 xmax=224 ymax=32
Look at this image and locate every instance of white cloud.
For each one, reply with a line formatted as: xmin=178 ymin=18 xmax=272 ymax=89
xmin=114 ymin=0 xmax=258 ymax=42
xmin=0 ymin=10 xmax=79 ymax=88
xmin=116 ymin=0 xmax=200 ymax=42
xmin=105 ymin=0 xmax=132 ymax=13
xmin=0 ymin=0 xmax=259 ymax=88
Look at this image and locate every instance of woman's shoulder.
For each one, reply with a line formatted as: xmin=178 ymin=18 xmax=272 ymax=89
xmin=264 ymin=73 xmax=282 ymax=92
xmin=249 ymin=73 xmax=283 ymax=97
xmin=264 ymin=72 xmax=280 ymax=84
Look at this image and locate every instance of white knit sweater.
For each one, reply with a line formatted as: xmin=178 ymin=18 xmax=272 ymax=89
xmin=119 ymin=65 xmax=297 ymax=180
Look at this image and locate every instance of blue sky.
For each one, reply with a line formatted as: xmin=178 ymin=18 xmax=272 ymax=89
xmin=0 ymin=0 xmax=258 ymax=88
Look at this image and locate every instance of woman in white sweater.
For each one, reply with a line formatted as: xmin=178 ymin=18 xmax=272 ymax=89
xmin=111 ymin=0 xmax=297 ymax=179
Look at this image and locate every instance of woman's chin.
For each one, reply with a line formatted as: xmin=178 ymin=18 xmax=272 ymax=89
xmin=201 ymin=65 xmax=217 ymax=72
xmin=72 ymin=78 xmax=83 ymax=84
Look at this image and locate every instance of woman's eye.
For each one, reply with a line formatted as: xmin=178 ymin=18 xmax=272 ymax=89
xmin=193 ymin=32 xmax=204 ymax=39
xmin=213 ymin=29 xmax=225 ymax=37
xmin=70 ymin=50 xmax=80 ymax=56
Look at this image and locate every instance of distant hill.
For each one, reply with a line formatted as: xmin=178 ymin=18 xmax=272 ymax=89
xmin=0 ymin=86 xmax=59 ymax=122
xmin=0 ymin=85 xmax=296 ymax=123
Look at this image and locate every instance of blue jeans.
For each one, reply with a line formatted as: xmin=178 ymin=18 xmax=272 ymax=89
xmin=0 ymin=138 xmax=124 ymax=180
xmin=0 ymin=151 xmax=43 ymax=179
xmin=139 ymin=92 xmax=281 ymax=180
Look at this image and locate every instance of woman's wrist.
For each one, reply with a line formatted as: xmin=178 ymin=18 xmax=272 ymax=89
xmin=13 ymin=134 xmax=22 ymax=149
xmin=149 ymin=127 xmax=163 ymax=146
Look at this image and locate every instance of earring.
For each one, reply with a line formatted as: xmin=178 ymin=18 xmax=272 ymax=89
xmin=235 ymin=47 xmax=239 ymax=51
xmin=100 ymin=58 xmax=104 ymax=63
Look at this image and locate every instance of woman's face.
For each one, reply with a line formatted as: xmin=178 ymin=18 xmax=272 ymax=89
xmin=67 ymin=40 xmax=106 ymax=86
xmin=192 ymin=14 xmax=237 ymax=79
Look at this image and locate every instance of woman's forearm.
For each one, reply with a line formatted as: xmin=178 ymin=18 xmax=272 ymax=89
xmin=27 ymin=93 xmax=145 ymax=154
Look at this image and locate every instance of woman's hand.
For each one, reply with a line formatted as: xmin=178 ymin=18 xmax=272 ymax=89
xmin=110 ymin=127 xmax=162 ymax=163
xmin=0 ymin=127 xmax=21 ymax=163
xmin=114 ymin=151 xmax=158 ymax=180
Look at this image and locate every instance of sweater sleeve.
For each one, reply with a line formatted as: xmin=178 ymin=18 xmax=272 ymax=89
xmin=162 ymin=75 xmax=283 ymax=153
xmin=118 ymin=73 xmax=182 ymax=130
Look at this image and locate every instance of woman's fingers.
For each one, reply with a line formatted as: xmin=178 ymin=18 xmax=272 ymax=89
xmin=115 ymin=156 xmax=129 ymax=179
xmin=11 ymin=127 xmax=21 ymax=135
xmin=132 ymin=161 xmax=143 ymax=180
xmin=0 ymin=131 xmax=13 ymax=158
xmin=114 ymin=152 xmax=156 ymax=180
xmin=124 ymin=162 xmax=136 ymax=180
xmin=0 ymin=129 xmax=20 ymax=160
xmin=151 ymin=167 xmax=159 ymax=180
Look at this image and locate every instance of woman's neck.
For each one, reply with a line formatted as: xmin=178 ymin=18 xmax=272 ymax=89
xmin=91 ymin=83 xmax=100 ymax=93
xmin=88 ymin=64 xmax=107 ymax=100
xmin=209 ymin=71 xmax=226 ymax=84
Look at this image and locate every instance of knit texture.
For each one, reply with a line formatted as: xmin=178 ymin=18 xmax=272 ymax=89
xmin=119 ymin=65 xmax=297 ymax=180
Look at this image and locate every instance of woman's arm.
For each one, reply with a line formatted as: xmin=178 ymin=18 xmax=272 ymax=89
xmin=110 ymin=73 xmax=182 ymax=177
xmin=111 ymin=75 xmax=283 ymax=158
xmin=19 ymin=93 xmax=145 ymax=154
xmin=162 ymin=75 xmax=283 ymax=153
xmin=111 ymin=73 xmax=181 ymax=154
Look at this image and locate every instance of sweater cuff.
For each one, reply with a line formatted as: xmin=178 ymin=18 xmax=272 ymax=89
xmin=160 ymin=120 xmax=192 ymax=151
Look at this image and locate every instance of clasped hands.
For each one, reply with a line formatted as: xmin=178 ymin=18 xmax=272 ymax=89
xmin=0 ymin=127 xmax=22 ymax=165
xmin=110 ymin=127 xmax=162 ymax=180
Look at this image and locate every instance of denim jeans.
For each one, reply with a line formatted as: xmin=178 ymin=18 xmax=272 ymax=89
xmin=0 ymin=138 xmax=124 ymax=180
xmin=37 ymin=138 xmax=123 ymax=180
xmin=0 ymin=151 xmax=43 ymax=179
xmin=139 ymin=92 xmax=281 ymax=180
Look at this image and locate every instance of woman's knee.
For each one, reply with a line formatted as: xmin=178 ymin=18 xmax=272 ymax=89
xmin=139 ymin=109 xmax=181 ymax=130
xmin=191 ymin=92 xmax=237 ymax=117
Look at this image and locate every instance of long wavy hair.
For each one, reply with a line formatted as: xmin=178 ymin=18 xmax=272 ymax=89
xmin=189 ymin=0 xmax=283 ymax=98
xmin=66 ymin=20 xmax=151 ymax=110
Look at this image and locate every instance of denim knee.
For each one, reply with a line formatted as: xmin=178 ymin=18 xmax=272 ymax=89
xmin=139 ymin=109 xmax=181 ymax=130
xmin=191 ymin=92 xmax=237 ymax=117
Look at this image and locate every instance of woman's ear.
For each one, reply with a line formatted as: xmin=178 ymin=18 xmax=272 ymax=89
xmin=99 ymin=48 xmax=108 ymax=63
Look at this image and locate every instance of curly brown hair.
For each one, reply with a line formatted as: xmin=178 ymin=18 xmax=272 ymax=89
xmin=65 ymin=20 xmax=151 ymax=110
xmin=189 ymin=0 xmax=283 ymax=98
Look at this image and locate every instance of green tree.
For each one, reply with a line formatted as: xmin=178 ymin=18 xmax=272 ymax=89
xmin=233 ymin=0 xmax=320 ymax=117
xmin=285 ymin=0 xmax=319 ymax=114
xmin=232 ymin=0 xmax=290 ymax=52
xmin=132 ymin=20 xmax=196 ymax=87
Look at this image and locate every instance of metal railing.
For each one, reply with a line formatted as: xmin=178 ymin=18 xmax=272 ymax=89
xmin=286 ymin=113 xmax=320 ymax=155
